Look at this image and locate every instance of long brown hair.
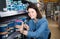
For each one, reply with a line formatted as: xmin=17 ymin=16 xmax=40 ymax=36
xmin=27 ymin=3 xmax=42 ymax=19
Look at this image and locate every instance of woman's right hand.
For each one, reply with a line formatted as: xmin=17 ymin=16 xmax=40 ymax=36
xmin=15 ymin=22 xmax=24 ymax=32
xmin=15 ymin=25 xmax=23 ymax=29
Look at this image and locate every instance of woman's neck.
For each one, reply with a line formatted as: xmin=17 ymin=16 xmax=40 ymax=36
xmin=34 ymin=18 xmax=38 ymax=23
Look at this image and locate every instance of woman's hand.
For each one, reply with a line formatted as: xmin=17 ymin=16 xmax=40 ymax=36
xmin=15 ymin=22 xmax=24 ymax=32
xmin=23 ymin=30 xmax=28 ymax=36
xmin=23 ymin=24 xmax=29 ymax=31
xmin=15 ymin=25 xmax=23 ymax=32
xmin=15 ymin=25 xmax=23 ymax=29
xmin=15 ymin=22 xmax=29 ymax=34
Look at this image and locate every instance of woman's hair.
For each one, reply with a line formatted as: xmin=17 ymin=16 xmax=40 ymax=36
xmin=27 ymin=3 xmax=42 ymax=19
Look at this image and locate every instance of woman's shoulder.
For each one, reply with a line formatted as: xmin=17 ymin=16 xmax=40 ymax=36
xmin=27 ymin=19 xmax=34 ymax=23
xmin=38 ymin=17 xmax=48 ymax=24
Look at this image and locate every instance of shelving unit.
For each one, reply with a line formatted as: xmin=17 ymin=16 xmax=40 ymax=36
xmin=58 ymin=12 xmax=60 ymax=29
xmin=0 ymin=0 xmax=29 ymax=39
xmin=0 ymin=11 xmax=27 ymax=17
xmin=0 ymin=10 xmax=28 ymax=39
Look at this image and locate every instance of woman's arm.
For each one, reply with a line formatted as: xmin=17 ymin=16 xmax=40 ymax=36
xmin=22 ymin=22 xmax=48 ymax=38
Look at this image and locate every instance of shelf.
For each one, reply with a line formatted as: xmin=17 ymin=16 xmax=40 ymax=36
xmin=0 ymin=11 xmax=27 ymax=17
xmin=7 ymin=32 xmax=21 ymax=39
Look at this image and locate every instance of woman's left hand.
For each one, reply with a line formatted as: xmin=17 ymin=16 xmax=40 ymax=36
xmin=22 ymin=30 xmax=28 ymax=36
xmin=23 ymin=24 xmax=29 ymax=31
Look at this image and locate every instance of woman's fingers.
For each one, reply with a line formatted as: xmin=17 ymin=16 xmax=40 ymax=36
xmin=21 ymin=22 xmax=24 ymax=26
xmin=15 ymin=25 xmax=23 ymax=29
xmin=15 ymin=25 xmax=21 ymax=28
xmin=25 ymin=24 xmax=29 ymax=29
xmin=15 ymin=22 xmax=24 ymax=28
xmin=23 ymin=24 xmax=29 ymax=30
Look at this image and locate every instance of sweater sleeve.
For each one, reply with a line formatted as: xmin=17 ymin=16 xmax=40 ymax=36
xmin=27 ymin=22 xmax=48 ymax=38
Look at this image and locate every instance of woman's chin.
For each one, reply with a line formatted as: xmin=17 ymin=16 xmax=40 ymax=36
xmin=31 ymin=17 xmax=34 ymax=19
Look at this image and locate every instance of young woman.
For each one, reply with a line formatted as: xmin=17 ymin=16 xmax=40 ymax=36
xmin=15 ymin=3 xmax=51 ymax=39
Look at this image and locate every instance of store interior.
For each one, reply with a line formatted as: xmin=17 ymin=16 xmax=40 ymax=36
xmin=0 ymin=0 xmax=60 ymax=39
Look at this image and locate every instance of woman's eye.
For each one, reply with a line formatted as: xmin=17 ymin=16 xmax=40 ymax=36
xmin=32 ymin=11 xmax=34 ymax=13
xmin=27 ymin=11 xmax=29 ymax=13
xmin=28 ymin=12 xmax=30 ymax=13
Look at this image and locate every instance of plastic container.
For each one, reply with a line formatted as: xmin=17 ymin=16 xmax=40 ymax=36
xmin=14 ymin=20 xmax=22 ymax=31
xmin=0 ymin=24 xmax=8 ymax=32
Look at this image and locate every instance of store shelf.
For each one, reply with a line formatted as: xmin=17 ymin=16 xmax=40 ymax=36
xmin=58 ymin=13 xmax=60 ymax=29
xmin=0 ymin=11 xmax=27 ymax=17
xmin=7 ymin=32 xmax=21 ymax=39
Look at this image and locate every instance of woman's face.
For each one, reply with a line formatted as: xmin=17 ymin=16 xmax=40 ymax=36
xmin=28 ymin=8 xmax=37 ymax=19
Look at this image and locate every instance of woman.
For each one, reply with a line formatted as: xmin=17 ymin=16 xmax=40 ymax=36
xmin=15 ymin=3 xmax=50 ymax=39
